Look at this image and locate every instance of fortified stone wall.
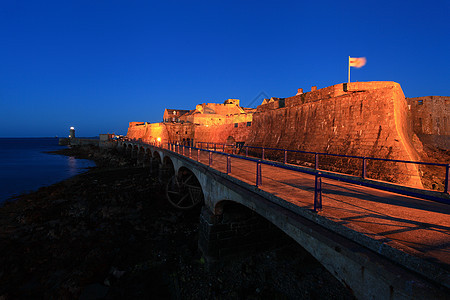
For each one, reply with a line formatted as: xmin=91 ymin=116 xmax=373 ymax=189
xmin=246 ymin=82 xmax=423 ymax=188
xmin=126 ymin=120 xmax=252 ymax=145
xmin=194 ymin=123 xmax=252 ymax=145
xmin=407 ymin=96 xmax=450 ymax=150
xmin=126 ymin=122 xmax=171 ymax=143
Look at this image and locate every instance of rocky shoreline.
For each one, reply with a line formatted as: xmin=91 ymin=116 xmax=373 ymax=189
xmin=0 ymin=146 xmax=354 ymax=299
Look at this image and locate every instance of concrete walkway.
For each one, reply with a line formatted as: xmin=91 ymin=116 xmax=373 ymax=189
xmin=189 ymin=149 xmax=450 ymax=270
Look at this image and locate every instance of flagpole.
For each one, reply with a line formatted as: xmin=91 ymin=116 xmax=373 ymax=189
xmin=348 ymin=56 xmax=350 ymax=83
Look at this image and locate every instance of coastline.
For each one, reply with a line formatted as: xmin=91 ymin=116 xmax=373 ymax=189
xmin=0 ymin=145 xmax=353 ymax=299
xmin=0 ymin=138 xmax=96 ymax=205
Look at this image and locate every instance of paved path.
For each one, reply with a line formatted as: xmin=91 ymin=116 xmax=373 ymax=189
xmin=185 ymin=149 xmax=450 ymax=269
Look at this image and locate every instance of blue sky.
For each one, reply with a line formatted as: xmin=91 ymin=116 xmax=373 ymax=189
xmin=0 ymin=0 xmax=449 ymax=137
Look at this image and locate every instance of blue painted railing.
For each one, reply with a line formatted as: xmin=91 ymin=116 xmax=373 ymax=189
xmin=194 ymin=141 xmax=450 ymax=194
xmin=163 ymin=142 xmax=450 ymax=208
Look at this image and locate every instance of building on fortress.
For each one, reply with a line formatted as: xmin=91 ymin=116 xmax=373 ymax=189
xmin=163 ymin=109 xmax=190 ymax=123
xmin=406 ymin=96 xmax=450 ymax=150
xmin=126 ymin=99 xmax=256 ymax=146
xmin=126 ymin=81 xmax=449 ymax=188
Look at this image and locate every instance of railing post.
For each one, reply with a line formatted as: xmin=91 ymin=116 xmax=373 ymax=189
xmin=206 ymin=143 xmax=209 ymax=150
xmin=262 ymin=147 xmax=265 ymax=160
xmin=362 ymin=157 xmax=367 ymax=179
xmin=182 ymin=145 xmax=185 ymax=156
xmin=189 ymin=147 xmax=192 ymax=157
xmin=284 ymin=150 xmax=287 ymax=164
xmin=214 ymin=143 xmax=216 ymax=151
xmin=314 ymin=172 xmax=322 ymax=212
xmin=245 ymin=147 xmax=248 ymax=157
xmin=445 ymin=164 xmax=450 ymax=194
xmin=256 ymin=160 xmax=262 ymax=187
xmin=226 ymin=154 xmax=231 ymax=174
xmin=223 ymin=144 xmax=225 ymax=152
xmin=209 ymin=151 xmax=212 ymax=167
xmin=315 ymin=153 xmax=319 ymax=170
xmin=197 ymin=149 xmax=200 ymax=162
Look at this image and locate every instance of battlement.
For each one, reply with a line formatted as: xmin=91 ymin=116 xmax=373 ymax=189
xmin=129 ymin=122 xmax=147 ymax=127
xmin=258 ymin=81 xmax=401 ymax=112
xmin=224 ymin=99 xmax=240 ymax=106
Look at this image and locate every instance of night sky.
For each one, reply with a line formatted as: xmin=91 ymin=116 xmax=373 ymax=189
xmin=1 ymin=0 xmax=449 ymax=137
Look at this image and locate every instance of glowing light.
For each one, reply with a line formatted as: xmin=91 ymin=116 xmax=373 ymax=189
xmin=157 ymin=137 xmax=161 ymax=142
xmin=70 ymin=127 xmax=75 ymax=130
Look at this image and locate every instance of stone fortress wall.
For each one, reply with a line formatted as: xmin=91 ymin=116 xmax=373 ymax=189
xmin=245 ymin=82 xmax=423 ymax=187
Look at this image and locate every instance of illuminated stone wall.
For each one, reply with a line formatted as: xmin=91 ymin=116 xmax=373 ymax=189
xmin=193 ymin=122 xmax=252 ymax=144
xmin=126 ymin=120 xmax=253 ymax=145
xmin=126 ymin=122 xmax=170 ymax=143
xmin=246 ymin=82 xmax=423 ymax=187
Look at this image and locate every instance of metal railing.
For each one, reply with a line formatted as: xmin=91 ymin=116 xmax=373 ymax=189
xmin=121 ymin=141 xmax=450 ymax=210
xmin=195 ymin=142 xmax=450 ymax=194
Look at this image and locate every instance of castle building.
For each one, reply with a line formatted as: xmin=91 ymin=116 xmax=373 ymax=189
xmin=406 ymin=96 xmax=450 ymax=150
xmin=127 ymin=99 xmax=255 ymax=146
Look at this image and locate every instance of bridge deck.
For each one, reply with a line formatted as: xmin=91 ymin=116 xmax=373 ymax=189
xmin=188 ymin=149 xmax=450 ymax=269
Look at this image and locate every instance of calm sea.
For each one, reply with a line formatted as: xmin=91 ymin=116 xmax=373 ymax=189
xmin=0 ymin=138 xmax=96 ymax=204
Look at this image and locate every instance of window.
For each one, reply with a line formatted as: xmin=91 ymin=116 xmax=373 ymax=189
xmin=246 ymin=122 xmax=252 ymax=127
xmin=234 ymin=123 xmax=238 ymax=128
xmin=418 ymin=100 xmax=423 ymax=105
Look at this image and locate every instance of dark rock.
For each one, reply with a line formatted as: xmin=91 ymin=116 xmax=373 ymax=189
xmin=79 ymin=284 xmax=109 ymax=300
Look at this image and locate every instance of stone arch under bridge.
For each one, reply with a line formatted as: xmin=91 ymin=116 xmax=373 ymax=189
xmin=165 ymin=166 xmax=204 ymax=210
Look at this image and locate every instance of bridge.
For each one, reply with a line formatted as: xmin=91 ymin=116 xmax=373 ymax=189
xmin=117 ymin=140 xmax=449 ymax=299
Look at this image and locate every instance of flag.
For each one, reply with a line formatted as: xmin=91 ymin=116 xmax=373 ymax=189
xmin=349 ymin=57 xmax=366 ymax=68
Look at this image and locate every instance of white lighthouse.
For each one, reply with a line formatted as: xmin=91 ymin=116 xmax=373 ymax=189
xmin=69 ymin=127 xmax=75 ymax=139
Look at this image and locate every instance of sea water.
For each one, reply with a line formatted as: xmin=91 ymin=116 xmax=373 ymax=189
xmin=0 ymin=138 xmax=95 ymax=204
